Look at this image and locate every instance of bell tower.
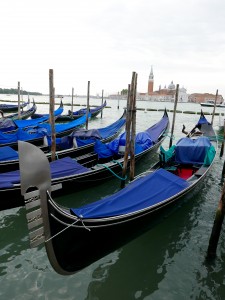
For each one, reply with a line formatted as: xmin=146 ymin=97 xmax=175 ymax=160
xmin=148 ymin=66 xmax=154 ymax=95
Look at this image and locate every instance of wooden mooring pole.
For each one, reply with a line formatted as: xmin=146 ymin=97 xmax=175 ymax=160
xmin=121 ymin=84 xmax=131 ymax=188
xmin=71 ymin=87 xmax=74 ymax=113
xmin=211 ymin=89 xmax=218 ymax=126
xmin=169 ymin=84 xmax=179 ymax=148
xmin=129 ymin=72 xmax=137 ymax=182
xmin=220 ymin=120 xmax=225 ymax=159
xmin=49 ymin=69 xmax=56 ymax=161
xmin=207 ymin=180 xmax=225 ymax=259
xmin=121 ymin=71 xmax=137 ymax=187
xmin=86 ymin=81 xmax=90 ymax=130
xmin=101 ymin=89 xmax=104 ymax=118
xmin=18 ymin=81 xmax=21 ymax=119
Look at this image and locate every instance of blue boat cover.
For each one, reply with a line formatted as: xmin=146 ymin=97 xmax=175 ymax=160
xmin=0 ymin=146 xmax=18 ymax=161
xmin=0 ymin=119 xmax=17 ymax=132
xmin=197 ymin=114 xmax=210 ymax=125
xmin=71 ymin=129 xmax=101 ymax=139
xmin=71 ymin=168 xmax=190 ymax=218
xmin=146 ymin=113 xmax=169 ymax=143
xmin=71 ymin=101 xmax=106 ymax=116
xmin=0 ymin=157 xmax=90 ymax=188
xmin=93 ymin=112 xmax=168 ymax=158
xmin=14 ymin=105 xmax=64 ymax=128
xmin=50 ymin=157 xmax=90 ymax=178
xmin=0 ymin=127 xmax=48 ymax=144
xmin=46 ymin=115 xmax=126 ymax=149
xmin=0 ymin=114 xmax=89 ymax=145
xmin=175 ymin=136 xmax=212 ymax=164
xmin=98 ymin=118 xmax=126 ymax=139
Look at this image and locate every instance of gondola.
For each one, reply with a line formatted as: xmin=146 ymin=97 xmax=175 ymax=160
xmin=19 ymin=111 xmax=217 ymax=275
xmin=0 ymin=101 xmax=37 ymax=121
xmin=0 ymin=109 xmax=169 ymax=211
xmin=0 ymin=101 xmax=29 ymax=113
xmin=0 ymin=110 xmax=126 ymax=172
xmin=0 ymin=112 xmax=90 ymax=150
xmin=24 ymin=100 xmax=64 ymax=122
xmin=0 ymin=101 xmax=63 ymax=133
xmin=32 ymin=101 xmax=107 ymax=122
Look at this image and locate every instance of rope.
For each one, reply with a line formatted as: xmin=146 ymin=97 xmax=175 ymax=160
xmin=97 ymin=160 xmax=127 ymax=180
xmin=44 ymin=191 xmax=91 ymax=243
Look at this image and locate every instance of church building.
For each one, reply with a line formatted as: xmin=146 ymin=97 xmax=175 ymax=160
xmin=138 ymin=66 xmax=188 ymax=102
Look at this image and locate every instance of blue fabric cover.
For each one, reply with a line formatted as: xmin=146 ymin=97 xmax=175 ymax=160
xmin=32 ymin=113 xmax=88 ymax=133
xmin=0 ymin=146 xmax=18 ymax=161
xmin=98 ymin=118 xmax=126 ymax=139
xmin=94 ymin=112 xmax=169 ymax=158
xmin=175 ymin=136 xmax=211 ymax=164
xmin=50 ymin=157 xmax=90 ymax=178
xmin=94 ymin=140 xmax=113 ymax=158
xmin=76 ymin=138 xmax=96 ymax=147
xmin=14 ymin=116 xmax=49 ymax=128
xmin=71 ymin=101 xmax=106 ymax=116
xmin=0 ymin=157 xmax=90 ymax=188
xmin=146 ymin=113 xmax=169 ymax=143
xmin=0 ymin=114 xmax=88 ymax=145
xmin=0 ymin=127 xmax=48 ymax=144
xmin=71 ymin=129 xmax=101 ymax=139
xmin=30 ymin=105 xmax=64 ymax=119
xmin=46 ymin=115 xmax=126 ymax=149
xmin=0 ymin=119 xmax=17 ymax=132
xmin=71 ymin=168 xmax=189 ymax=218
xmin=197 ymin=114 xmax=210 ymax=125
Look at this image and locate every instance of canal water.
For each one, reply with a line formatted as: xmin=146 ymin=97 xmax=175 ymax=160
xmin=0 ymin=96 xmax=225 ymax=299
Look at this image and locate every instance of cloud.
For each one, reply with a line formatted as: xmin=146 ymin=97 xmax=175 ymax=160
xmin=0 ymin=0 xmax=224 ymax=96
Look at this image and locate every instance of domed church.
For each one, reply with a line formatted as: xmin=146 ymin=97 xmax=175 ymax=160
xmin=138 ymin=66 xmax=188 ymax=102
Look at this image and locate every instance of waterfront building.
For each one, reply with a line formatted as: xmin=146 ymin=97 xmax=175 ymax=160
xmin=137 ymin=66 xmax=188 ymax=102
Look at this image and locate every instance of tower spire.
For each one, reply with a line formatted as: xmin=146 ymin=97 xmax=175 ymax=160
xmin=149 ymin=65 xmax=154 ymax=80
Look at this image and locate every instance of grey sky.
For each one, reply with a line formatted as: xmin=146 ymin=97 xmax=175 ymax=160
xmin=0 ymin=0 xmax=224 ymax=97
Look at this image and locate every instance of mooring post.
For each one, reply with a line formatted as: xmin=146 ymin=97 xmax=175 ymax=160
xmin=207 ymin=181 xmax=225 ymax=259
xmin=121 ymin=83 xmax=131 ymax=188
xmin=49 ymin=69 xmax=56 ymax=161
xmin=86 ymin=81 xmax=90 ymax=130
xmin=71 ymin=87 xmax=74 ymax=113
xmin=169 ymin=84 xmax=179 ymax=148
xmin=101 ymin=89 xmax=104 ymax=118
xmin=129 ymin=72 xmax=137 ymax=182
xmin=18 ymin=81 xmax=21 ymax=119
xmin=220 ymin=120 xmax=225 ymax=159
xmin=211 ymin=89 xmax=218 ymax=126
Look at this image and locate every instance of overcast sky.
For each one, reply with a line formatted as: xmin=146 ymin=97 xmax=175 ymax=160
xmin=0 ymin=0 xmax=225 ymax=97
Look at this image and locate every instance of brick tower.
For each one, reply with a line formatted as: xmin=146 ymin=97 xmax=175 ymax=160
xmin=148 ymin=66 xmax=154 ymax=95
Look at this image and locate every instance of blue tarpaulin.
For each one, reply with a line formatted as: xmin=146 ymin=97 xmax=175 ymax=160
xmin=71 ymin=168 xmax=189 ymax=218
xmin=0 ymin=114 xmax=89 ymax=145
xmin=0 ymin=156 xmax=90 ymax=188
xmin=146 ymin=113 xmax=169 ymax=143
xmin=0 ymin=119 xmax=17 ymax=132
xmin=175 ymin=136 xmax=212 ymax=164
xmin=0 ymin=146 xmax=18 ymax=161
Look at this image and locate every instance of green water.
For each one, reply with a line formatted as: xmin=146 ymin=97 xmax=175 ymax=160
xmin=1 ymin=97 xmax=225 ymax=299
